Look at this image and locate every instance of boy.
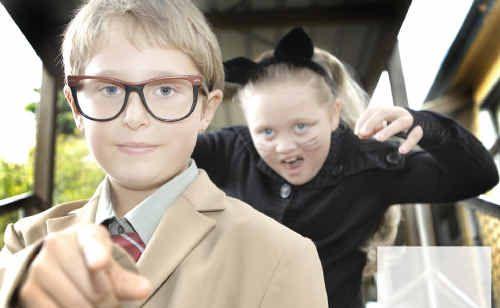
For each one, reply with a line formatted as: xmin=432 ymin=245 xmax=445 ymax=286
xmin=0 ymin=0 xmax=327 ymax=307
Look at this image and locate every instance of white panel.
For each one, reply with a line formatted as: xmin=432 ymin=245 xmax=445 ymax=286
xmin=377 ymin=246 xmax=491 ymax=308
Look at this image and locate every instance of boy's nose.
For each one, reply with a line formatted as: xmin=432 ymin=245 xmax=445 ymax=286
xmin=122 ymin=92 xmax=150 ymax=130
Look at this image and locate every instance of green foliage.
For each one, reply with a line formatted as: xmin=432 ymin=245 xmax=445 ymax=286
xmin=53 ymin=135 xmax=104 ymax=204
xmin=0 ymin=158 xmax=34 ymax=247
xmin=25 ymin=90 xmax=77 ymax=136
xmin=24 ymin=102 xmax=37 ymax=114
xmin=0 ymin=90 xmax=103 ymax=247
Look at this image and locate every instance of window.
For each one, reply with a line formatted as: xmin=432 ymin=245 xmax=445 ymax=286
xmin=398 ymin=0 xmax=473 ymax=110
xmin=0 ymin=3 xmax=42 ymax=246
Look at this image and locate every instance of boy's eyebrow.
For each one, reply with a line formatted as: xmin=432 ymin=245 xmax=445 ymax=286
xmin=96 ymin=69 xmax=191 ymax=78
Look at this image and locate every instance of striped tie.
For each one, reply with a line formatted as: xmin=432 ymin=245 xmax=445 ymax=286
xmin=111 ymin=232 xmax=145 ymax=262
xmin=105 ymin=218 xmax=145 ymax=262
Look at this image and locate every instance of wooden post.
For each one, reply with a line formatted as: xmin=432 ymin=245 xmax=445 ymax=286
xmin=387 ymin=42 xmax=437 ymax=246
xmin=26 ymin=67 xmax=57 ymax=216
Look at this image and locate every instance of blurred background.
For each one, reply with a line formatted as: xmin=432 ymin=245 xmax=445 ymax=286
xmin=0 ymin=0 xmax=498 ymax=306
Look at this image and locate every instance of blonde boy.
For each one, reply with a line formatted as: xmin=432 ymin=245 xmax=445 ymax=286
xmin=0 ymin=0 xmax=327 ymax=307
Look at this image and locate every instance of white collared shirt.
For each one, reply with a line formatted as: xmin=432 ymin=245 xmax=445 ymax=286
xmin=95 ymin=160 xmax=198 ymax=244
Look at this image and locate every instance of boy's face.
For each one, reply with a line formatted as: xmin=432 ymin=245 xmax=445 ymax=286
xmin=65 ymin=24 xmax=222 ymax=191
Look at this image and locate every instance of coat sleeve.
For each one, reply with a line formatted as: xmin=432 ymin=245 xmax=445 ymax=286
xmin=0 ymin=223 xmax=43 ymax=308
xmin=192 ymin=127 xmax=245 ymax=187
xmin=383 ymin=109 xmax=499 ymax=205
xmin=259 ymin=238 xmax=328 ymax=308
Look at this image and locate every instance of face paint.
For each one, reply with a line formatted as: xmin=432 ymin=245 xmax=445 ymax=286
xmin=297 ymin=135 xmax=321 ymax=151
xmin=242 ymin=79 xmax=340 ymax=185
xmin=250 ymin=120 xmax=333 ymax=185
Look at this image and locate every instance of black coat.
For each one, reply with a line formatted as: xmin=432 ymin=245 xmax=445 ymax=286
xmin=192 ymin=109 xmax=498 ymax=308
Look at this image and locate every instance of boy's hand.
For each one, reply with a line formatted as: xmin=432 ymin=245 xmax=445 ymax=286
xmin=18 ymin=224 xmax=152 ymax=308
xmin=354 ymin=106 xmax=423 ymax=154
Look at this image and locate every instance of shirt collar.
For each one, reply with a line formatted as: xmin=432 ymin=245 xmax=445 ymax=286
xmin=95 ymin=160 xmax=199 ymax=244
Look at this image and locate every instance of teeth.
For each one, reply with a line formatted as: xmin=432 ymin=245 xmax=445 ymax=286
xmin=283 ymin=157 xmax=302 ymax=164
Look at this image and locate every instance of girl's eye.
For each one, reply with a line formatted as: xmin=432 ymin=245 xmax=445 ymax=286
xmin=155 ymin=86 xmax=174 ymax=97
xmin=294 ymin=123 xmax=309 ymax=133
xmin=99 ymin=85 xmax=121 ymax=96
xmin=262 ymin=128 xmax=274 ymax=137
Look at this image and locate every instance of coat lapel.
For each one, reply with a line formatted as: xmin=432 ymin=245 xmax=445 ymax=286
xmin=136 ymin=170 xmax=225 ymax=306
xmin=46 ymin=171 xmax=226 ymax=307
xmin=46 ymin=183 xmax=102 ymax=233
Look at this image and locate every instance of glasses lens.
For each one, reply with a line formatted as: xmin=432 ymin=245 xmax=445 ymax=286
xmin=75 ymin=78 xmax=125 ymax=119
xmin=144 ymin=78 xmax=194 ymax=120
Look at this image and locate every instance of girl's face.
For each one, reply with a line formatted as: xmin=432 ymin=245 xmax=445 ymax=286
xmin=241 ymin=79 xmax=341 ymax=186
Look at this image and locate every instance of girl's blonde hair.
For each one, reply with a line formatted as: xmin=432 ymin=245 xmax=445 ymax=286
xmin=238 ymin=47 xmax=368 ymax=129
xmin=239 ymin=47 xmax=401 ymax=277
xmin=61 ymin=0 xmax=224 ymax=91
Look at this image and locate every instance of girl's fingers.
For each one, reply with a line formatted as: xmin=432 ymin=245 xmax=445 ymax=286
xmin=355 ymin=107 xmax=378 ymax=135
xmin=373 ymin=117 xmax=411 ymax=142
xmin=399 ymin=125 xmax=423 ymax=154
xmin=358 ymin=110 xmax=390 ymax=138
xmin=355 ymin=106 xmax=410 ymax=137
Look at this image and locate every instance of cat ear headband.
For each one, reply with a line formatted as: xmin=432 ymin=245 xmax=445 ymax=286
xmin=223 ymin=27 xmax=334 ymax=89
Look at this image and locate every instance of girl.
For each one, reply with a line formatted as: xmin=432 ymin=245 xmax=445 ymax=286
xmin=193 ymin=28 xmax=498 ymax=308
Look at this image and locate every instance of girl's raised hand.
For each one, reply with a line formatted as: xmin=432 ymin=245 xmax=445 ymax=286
xmin=354 ymin=106 xmax=423 ymax=154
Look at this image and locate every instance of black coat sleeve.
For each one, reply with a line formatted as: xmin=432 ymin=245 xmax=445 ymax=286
xmin=192 ymin=126 xmax=243 ymax=187
xmin=383 ymin=109 xmax=498 ymax=205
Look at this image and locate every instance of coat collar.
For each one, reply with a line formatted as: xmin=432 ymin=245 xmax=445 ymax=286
xmin=46 ymin=182 xmax=103 ymax=233
xmin=46 ymin=170 xmax=225 ymax=306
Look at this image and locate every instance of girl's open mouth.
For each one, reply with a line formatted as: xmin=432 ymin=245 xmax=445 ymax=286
xmin=281 ymin=157 xmax=304 ymax=170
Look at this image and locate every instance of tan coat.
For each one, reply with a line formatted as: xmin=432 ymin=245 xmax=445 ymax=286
xmin=0 ymin=170 xmax=328 ymax=308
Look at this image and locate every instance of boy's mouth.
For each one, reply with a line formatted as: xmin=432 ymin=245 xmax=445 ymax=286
xmin=117 ymin=142 xmax=159 ymax=155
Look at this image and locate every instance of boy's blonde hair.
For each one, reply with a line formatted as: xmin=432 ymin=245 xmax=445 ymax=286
xmin=61 ymin=0 xmax=224 ymax=91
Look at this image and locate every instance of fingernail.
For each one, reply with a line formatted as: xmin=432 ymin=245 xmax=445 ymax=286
xmin=139 ymin=278 xmax=152 ymax=292
xmin=85 ymin=240 xmax=106 ymax=267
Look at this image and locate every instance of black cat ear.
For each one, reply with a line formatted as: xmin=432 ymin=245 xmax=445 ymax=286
xmin=274 ymin=27 xmax=314 ymax=60
xmin=223 ymin=57 xmax=259 ymax=85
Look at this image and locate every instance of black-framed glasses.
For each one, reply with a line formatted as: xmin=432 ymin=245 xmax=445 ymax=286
xmin=66 ymin=75 xmax=209 ymax=122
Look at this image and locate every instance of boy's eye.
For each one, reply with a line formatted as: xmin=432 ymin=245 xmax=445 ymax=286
xmin=154 ymin=86 xmax=175 ymax=97
xmin=99 ymin=85 xmax=121 ymax=97
xmin=294 ymin=123 xmax=309 ymax=133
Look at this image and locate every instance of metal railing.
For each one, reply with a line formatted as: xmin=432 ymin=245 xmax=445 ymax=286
xmin=0 ymin=193 xmax=42 ymax=216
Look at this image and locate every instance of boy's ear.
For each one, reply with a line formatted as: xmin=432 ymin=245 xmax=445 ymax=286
xmin=63 ymin=85 xmax=84 ymax=130
xmin=200 ymin=89 xmax=223 ymax=131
